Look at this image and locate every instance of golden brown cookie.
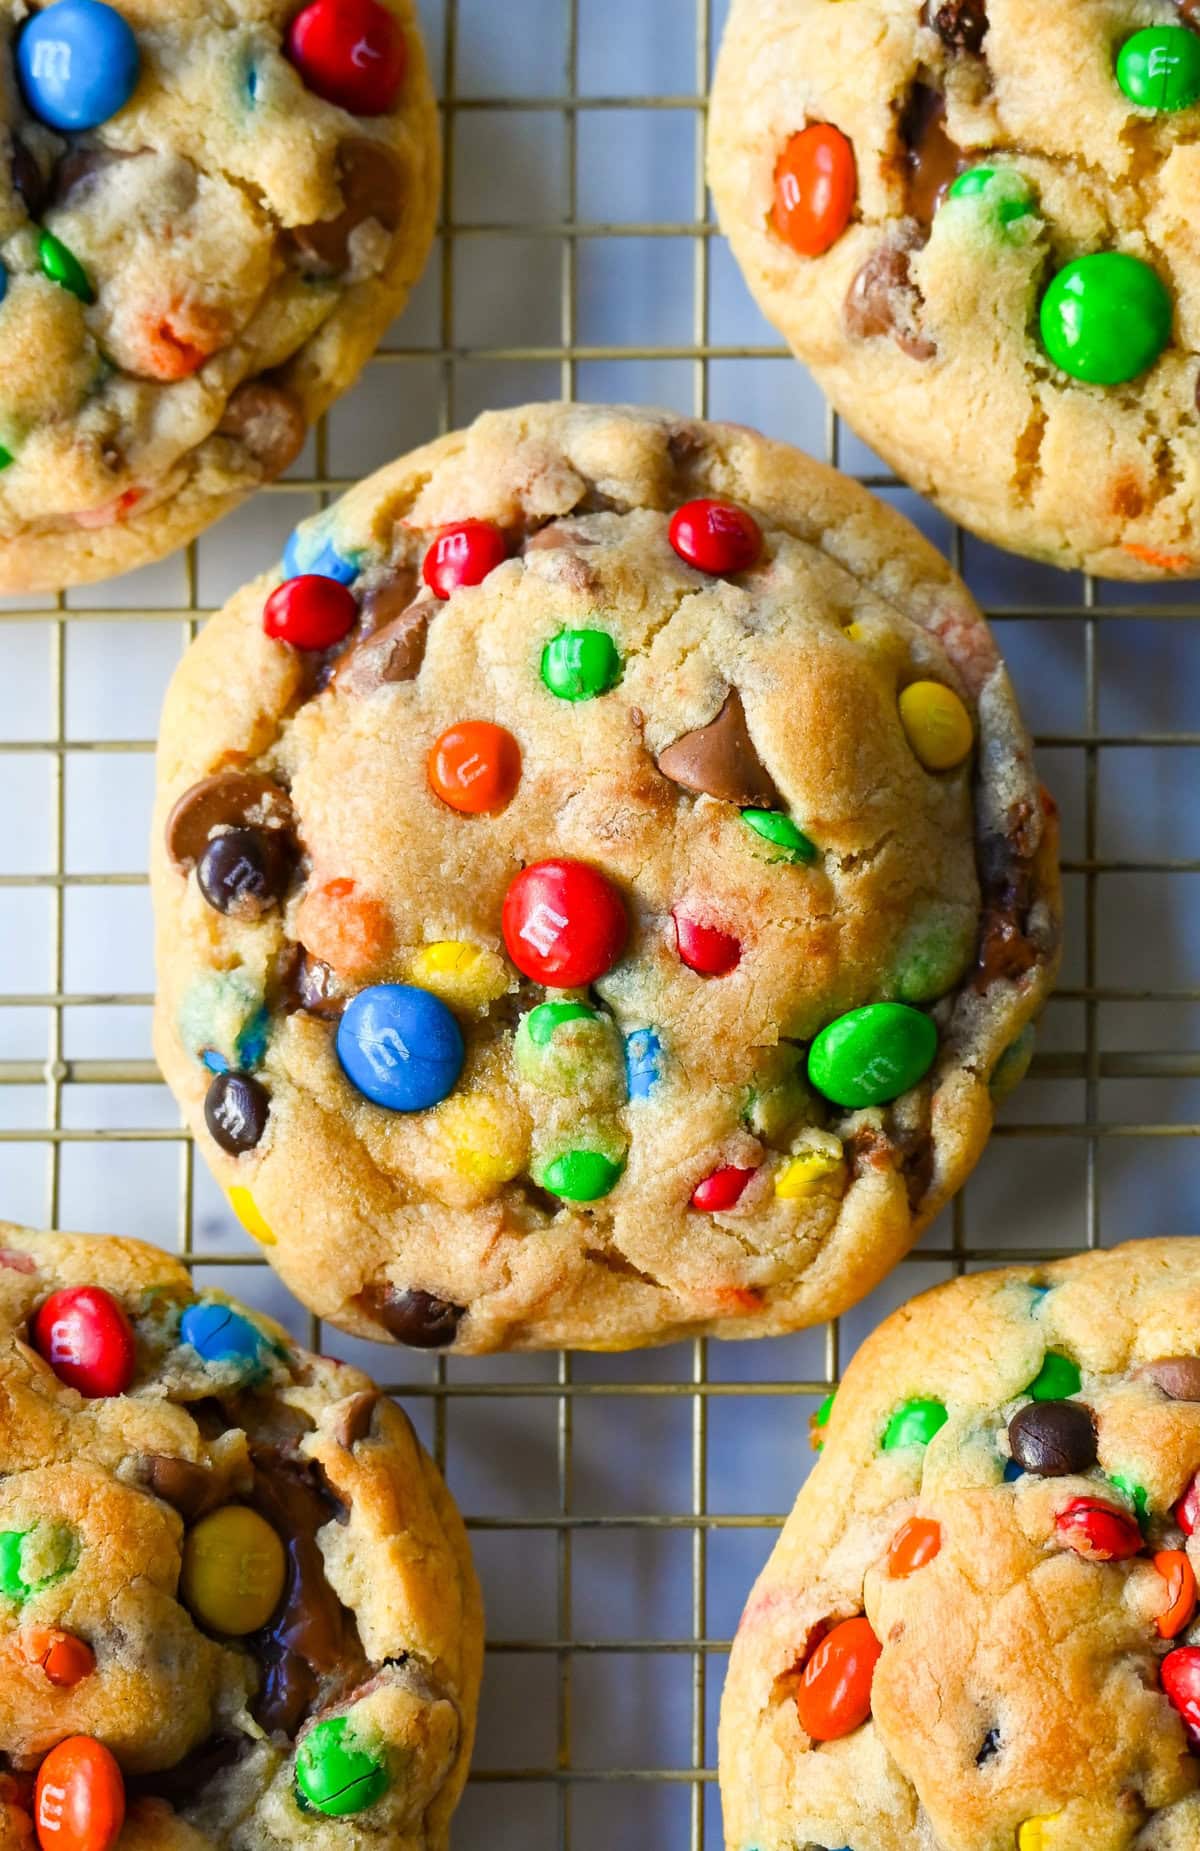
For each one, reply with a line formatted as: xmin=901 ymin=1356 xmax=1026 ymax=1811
xmin=0 ymin=1222 xmax=481 ymax=1850
xmin=709 ymin=0 xmax=1200 ymax=579
xmin=150 ymin=401 xmax=1061 ymax=1355
xmin=719 ymin=1239 xmax=1200 ymax=1851
xmin=0 ymin=0 xmax=438 ymax=592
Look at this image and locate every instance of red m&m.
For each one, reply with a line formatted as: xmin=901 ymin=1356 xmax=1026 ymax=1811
xmin=669 ymin=499 xmax=761 ymax=576
xmin=31 ymin=1287 xmax=136 ymax=1399
xmin=795 ymin=1615 xmax=881 ymax=1742
xmin=691 ymin=1165 xmax=756 ymax=1212
xmin=1162 ymin=1646 xmax=1200 ymax=1747
xmin=1175 ymin=1470 xmax=1200 ymax=1535
xmin=502 ymin=859 xmax=627 ymax=987
xmin=423 ymin=521 xmax=508 ymax=600
xmin=34 ymin=1736 xmax=125 ymax=1851
xmin=286 ymin=0 xmax=406 ymax=116
xmin=264 ymin=575 xmax=358 ymax=650
xmin=1054 ymin=1496 xmax=1142 ymax=1561
xmin=673 ymin=910 xmax=741 ymax=977
xmin=773 ymin=124 xmax=857 ymax=258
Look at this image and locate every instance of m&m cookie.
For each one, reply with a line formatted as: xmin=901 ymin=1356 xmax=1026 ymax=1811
xmin=150 ymin=403 xmax=1060 ymax=1354
xmin=0 ymin=1221 xmax=481 ymax=1849
xmin=720 ymin=1241 xmax=1200 ymax=1851
xmin=710 ymin=0 xmax=1200 ymax=578
xmin=0 ymin=0 xmax=438 ymax=592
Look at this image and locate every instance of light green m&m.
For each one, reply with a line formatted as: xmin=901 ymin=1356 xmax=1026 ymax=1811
xmin=295 ymin=1716 xmax=389 ymax=1817
xmin=1117 ymin=27 xmax=1200 ymax=112
xmin=0 ymin=1523 xmax=78 ymax=1603
xmin=1025 ymin=1351 xmax=1081 ymax=1401
xmin=1040 ymin=252 xmax=1172 ymax=385
xmin=882 ymin=1397 xmax=948 ymax=1451
xmin=947 ymin=164 xmax=1035 ymax=225
xmin=807 ymin=1002 xmax=937 ymax=1109
xmin=538 ymin=1148 xmax=625 ymax=1201
xmin=540 ymin=628 xmax=621 ymax=701
xmin=526 ymin=1000 xmax=598 ymax=1047
xmin=742 ymin=809 xmax=817 ymax=864
xmin=39 ymin=230 xmax=94 ymax=304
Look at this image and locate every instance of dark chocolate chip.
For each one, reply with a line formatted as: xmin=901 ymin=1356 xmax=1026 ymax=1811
xmin=332 ymin=1390 xmax=381 ymax=1449
xmin=368 ymin=1285 xmax=465 ymax=1350
xmin=1007 ymin=1399 xmax=1097 ymax=1477
xmin=900 ymin=83 xmax=966 ymax=225
xmin=218 ymin=380 xmax=307 ymax=480
xmin=1139 ymin=1357 xmax=1200 ymax=1402
xmin=975 ymin=1727 xmax=1001 ymax=1766
xmin=656 ymin=689 xmax=782 ymax=809
xmin=845 ymin=246 xmax=937 ymax=361
xmin=333 ymin=598 xmax=433 ymax=693
xmin=205 ymin=1071 xmax=270 ymax=1155
xmin=197 ymin=827 xmax=292 ymax=920
xmin=926 ymin=0 xmax=989 ymax=53
xmin=142 ymin=1454 xmax=221 ymax=1521
xmin=165 ymin=770 xmax=293 ymax=872
xmin=10 ymin=135 xmax=49 ymax=218
xmin=289 ymin=137 xmax=404 ymax=276
xmin=278 ymin=944 xmax=346 ymax=1020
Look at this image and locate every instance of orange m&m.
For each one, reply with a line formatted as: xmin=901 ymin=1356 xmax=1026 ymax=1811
xmin=795 ymin=1614 xmax=881 ymax=1741
xmin=22 ymin=1628 xmax=95 ymax=1688
xmin=887 ymin=1515 xmax=942 ymax=1578
xmin=1153 ymin=1550 xmax=1198 ymax=1639
xmin=429 ymin=721 xmax=521 ymax=816
xmin=34 ymin=1736 xmax=124 ymax=1851
xmin=773 ymin=124 xmax=857 ymax=258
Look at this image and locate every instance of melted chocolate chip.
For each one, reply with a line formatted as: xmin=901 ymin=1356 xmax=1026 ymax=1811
xmin=127 ymin=1735 xmax=246 ymax=1804
xmin=282 ymin=947 xmax=345 ymax=1020
xmin=973 ymin=820 xmax=1040 ymax=991
xmin=165 ymin=771 xmax=293 ymax=872
xmin=218 ymin=381 xmax=307 ymax=480
xmin=845 ymin=245 xmax=937 ymax=361
xmin=142 ymin=1454 xmax=223 ymax=1521
xmin=975 ymin=1727 xmax=1001 ymax=1766
xmin=289 ymin=138 xmax=404 ymax=276
xmin=1139 ymin=1356 xmax=1200 ymax=1401
xmin=333 ymin=598 xmax=434 ymax=693
xmin=656 ymin=689 xmax=782 ymax=809
xmin=333 ymin=1391 xmax=381 ymax=1449
xmin=205 ymin=1071 xmax=270 ymax=1155
xmin=1007 ymin=1400 xmax=1097 ymax=1477
xmin=900 ymin=83 xmax=966 ymax=225
xmin=10 ymin=136 xmax=49 ymax=218
xmin=197 ymin=827 xmax=292 ymax=921
xmin=926 ymin=0 xmax=989 ymax=53
xmin=247 ymin=1449 xmax=369 ymax=1736
xmin=364 ymin=1285 xmax=465 ymax=1350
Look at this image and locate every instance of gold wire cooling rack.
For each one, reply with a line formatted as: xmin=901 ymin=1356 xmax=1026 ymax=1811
xmin=2 ymin=1 xmax=1200 ymax=1845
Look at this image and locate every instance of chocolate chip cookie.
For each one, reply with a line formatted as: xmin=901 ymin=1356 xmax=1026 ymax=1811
xmin=150 ymin=402 xmax=1061 ymax=1354
xmin=719 ymin=1239 xmax=1200 ymax=1851
xmin=0 ymin=1221 xmax=481 ymax=1849
xmin=0 ymin=0 xmax=437 ymax=592
xmin=709 ymin=0 xmax=1200 ymax=579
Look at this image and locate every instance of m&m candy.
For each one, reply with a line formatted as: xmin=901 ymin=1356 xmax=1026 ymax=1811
xmin=1116 ymin=27 xmax=1200 ymax=112
xmin=539 ymin=1148 xmax=625 ymax=1202
xmin=34 ymin=1736 xmax=125 ymax=1851
xmin=0 ymin=1525 xmax=77 ymax=1603
xmin=1040 ymin=253 xmax=1172 ymax=387
xmin=1054 ymin=1496 xmax=1142 ymax=1561
xmin=179 ymin=1300 xmax=267 ymax=1368
xmin=428 ymin=721 xmax=521 ymax=815
xmin=1175 ymin=1470 xmax=1200 ymax=1535
xmin=673 ymin=910 xmax=741 ymax=977
xmin=1162 ymin=1646 xmax=1200 ymax=1746
xmin=773 ymin=123 xmax=857 ymax=258
xmin=31 ymin=1286 xmax=136 ymax=1399
xmin=808 ymin=1002 xmax=937 ymax=1109
xmin=881 ymin=1397 xmax=947 ymax=1451
xmin=1024 ymin=1351 xmax=1082 ymax=1401
xmin=337 ymin=983 xmax=465 ymax=1112
xmin=38 ymin=232 xmax=93 ymax=304
xmin=741 ymin=809 xmax=817 ymax=863
xmin=1153 ymin=1550 xmax=1197 ymax=1639
xmin=422 ymin=520 xmax=507 ymax=599
xmin=181 ymin=1505 xmax=286 ymax=1635
xmin=21 ymin=1628 xmax=95 ymax=1688
xmin=898 ymin=681 xmax=973 ymax=771
xmin=795 ymin=1616 xmax=881 ymax=1741
xmin=625 ymin=1027 xmax=663 ymax=1100
xmin=809 ymin=1390 xmax=834 ymax=1450
xmin=502 ymin=859 xmax=628 ymax=987
xmin=887 ymin=1515 xmax=941 ymax=1578
xmin=295 ymin=1715 xmax=389 ymax=1815
xmin=947 ymin=165 xmax=1034 ymax=226
xmin=282 ymin=523 xmax=359 ymax=586
xmin=263 ymin=575 xmax=357 ymax=650
xmin=1018 ymin=1819 xmax=1063 ymax=1851
xmin=17 ymin=0 xmax=140 ymax=132
xmin=669 ymin=499 xmax=762 ymax=576
xmin=540 ymin=628 xmax=622 ymax=701
xmin=287 ymin=0 xmax=406 ymax=116
xmin=690 ymin=1165 xmax=756 ymax=1212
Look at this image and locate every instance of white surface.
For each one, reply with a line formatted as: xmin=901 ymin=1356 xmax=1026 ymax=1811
xmin=1 ymin=2 xmax=1199 ymax=1847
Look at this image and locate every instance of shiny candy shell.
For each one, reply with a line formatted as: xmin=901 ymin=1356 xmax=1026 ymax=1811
xmin=887 ymin=1515 xmax=941 ymax=1578
xmin=625 ymin=1027 xmax=663 ymax=1100
xmin=882 ymin=1397 xmax=947 ymax=1451
xmin=669 ymin=498 xmax=762 ymax=575
xmin=34 ymin=1737 xmax=125 ymax=1851
xmin=673 ymin=910 xmax=741 ymax=977
xmin=22 ymin=1628 xmax=95 ymax=1689
xmin=1054 ymin=1496 xmax=1142 ymax=1561
xmin=422 ymin=520 xmax=507 ymax=599
xmin=180 ymin=1300 xmax=267 ymax=1368
xmin=898 ymin=681 xmax=974 ymax=771
xmin=1117 ymin=27 xmax=1200 ymax=111
xmin=1025 ymin=1351 xmax=1082 ymax=1401
xmin=282 ymin=524 xmax=358 ymax=585
xmin=502 ymin=859 xmax=628 ymax=987
xmin=539 ymin=1148 xmax=624 ymax=1201
xmin=741 ymin=809 xmax=817 ymax=863
xmin=808 ymin=1002 xmax=937 ymax=1109
xmin=795 ymin=1615 xmax=881 ymax=1742
xmin=773 ymin=123 xmax=857 ymax=257
xmin=296 ymin=1715 xmax=389 ymax=1816
xmin=1154 ymin=1550 xmax=1197 ymax=1639
xmin=690 ymin=1165 xmax=756 ymax=1212
xmin=31 ymin=1286 xmax=136 ymax=1399
xmin=263 ymin=575 xmax=358 ymax=650
xmin=181 ymin=1505 xmax=286 ymax=1636
xmin=1040 ymin=252 xmax=1172 ymax=386
xmin=286 ymin=0 xmax=406 ymax=116
xmin=18 ymin=0 xmax=140 ymax=132
xmin=540 ymin=628 xmax=622 ymax=701
xmin=337 ymin=983 xmax=465 ymax=1112
xmin=1162 ymin=1645 xmax=1200 ymax=1746
xmin=428 ymin=720 xmax=521 ymax=815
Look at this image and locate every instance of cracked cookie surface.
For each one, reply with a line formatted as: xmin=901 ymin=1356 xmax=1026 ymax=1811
xmin=719 ymin=1239 xmax=1200 ymax=1851
xmin=0 ymin=1222 xmax=481 ymax=1850
xmin=150 ymin=401 xmax=1060 ymax=1355
xmin=709 ymin=0 xmax=1200 ymax=579
xmin=0 ymin=0 xmax=438 ymax=592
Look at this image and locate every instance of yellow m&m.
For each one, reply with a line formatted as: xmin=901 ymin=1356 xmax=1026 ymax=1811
xmin=228 ymin=1185 xmax=275 ymax=1247
xmin=1018 ymin=1817 xmax=1062 ymax=1851
xmin=898 ymin=681 xmax=974 ymax=772
xmin=775 ymin=1137 xmax=844 ymax=1200
xmin=407 ymin=940 xmax=509 ymax=1011
xmin=181 ymin=1506 xmax=285 ymax=1636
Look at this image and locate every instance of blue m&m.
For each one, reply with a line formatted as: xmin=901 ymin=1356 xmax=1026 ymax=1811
xmin=18 ymin=0 xmax=140 ymax=132
xmin=625 ymin=1028 xmax=663 ymax=1100
xmin=180 ymin=1301 xmax=267 ymax=1368
xmin=283 ymin=521 xmax=359 ymax=586
xmin=337 ymin=984 xmax=464 ymax=1112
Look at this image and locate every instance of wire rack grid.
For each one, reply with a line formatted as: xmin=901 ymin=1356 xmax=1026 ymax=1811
xmin=2 ymin=1 xmax=1199 ymax=1847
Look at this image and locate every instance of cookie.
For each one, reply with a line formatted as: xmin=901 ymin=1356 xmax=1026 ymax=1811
xmin=719 ymin=1239 xmax=1200 ymax=1851
xmin=0 ymin=0 xmax=438 ymax=593
xmin=149 ymin=401 xmax=1061 ymax=1355
xmin=709 ymin=0 xmax=1200 ymax=580
xmin=0 ymin=1222 xmax=481 ymax=1850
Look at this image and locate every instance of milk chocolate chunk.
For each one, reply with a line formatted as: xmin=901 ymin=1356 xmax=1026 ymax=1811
xmin=218 ymin=381 xmax=307 ymax=480
xmin=845 ymin=246 xmax=937 ymax=361
xmin=334 ymin=599 xmax=434 ymax=692
xmin=142 ymin=1454 xmax=221 ymax=1521
xmin=333 ymin=1390 xmax=381 ymax=1449
xmin=165 ymin=771 xmax=293 ymax=872
xmin=1139 ymin=1357 xmax=1200 ymax=1401
xmin=290 ymin=138 xmax=404 ymax=276
xmin=656 ymin=689 xmax=781 ymax=808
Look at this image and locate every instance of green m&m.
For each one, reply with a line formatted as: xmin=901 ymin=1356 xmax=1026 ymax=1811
xmin=882 ymin=1397 xmax=948 ymax=1451
xmin=0 ymin=1523 xmax=78 ymax=1603
xmin=540 ymin=628 xmax=621 ymax=701
xmin=1110 ymin=1473 xmax=1150 ymax=1519
xmin=807 ymin=1002 xmax=937 ymax=1109
xmin=1116 ymin=27 xmax=1200 ymax=112
xmin=538 ymin=1148 xmax=625 ymax=1201
xmin=1040 ymin=252 xmax=1172 ymax=386
xmin=1025 ymin=1352 xmax=1081 ymax=1401
xmin=295 ymin=1715 xmax=388 ymax=1816
xmin=947 ymin=164 xmax=1035 ymax=225
xmin=39 ymin=230 xmax=94 ymax=303
xmin=741 ymin=809 xmax=817 ymax=864
xmin=526 ymin=1000 xmax=598 ymax=1047
xmin=810 ymin=1390 xmax=835 ymax=1451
